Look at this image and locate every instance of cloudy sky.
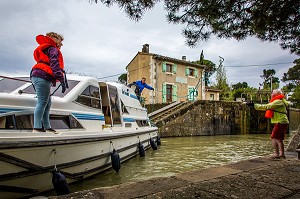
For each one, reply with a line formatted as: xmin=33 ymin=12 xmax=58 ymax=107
xmin=0 ymin=0 xmax=298 ymax=88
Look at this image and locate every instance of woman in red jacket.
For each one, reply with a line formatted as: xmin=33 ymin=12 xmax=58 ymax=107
xmin=31 ymin=32 xmax=66 ymax=133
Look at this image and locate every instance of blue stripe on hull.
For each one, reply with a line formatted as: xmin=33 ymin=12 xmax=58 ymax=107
xmin=0 ymin=108 xmax=137 ymax=123
xmin=123 ymin=118 xmax=136 ymax=122
xmin=0 ymin=108 xmax=24 ymax=113
xmin=72 ymin=113 xmax=104 ymax=121
xmin=130 ymin=94 xmax=138 ymax=100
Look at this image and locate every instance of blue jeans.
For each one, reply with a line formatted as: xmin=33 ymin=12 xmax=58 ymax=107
xmin=31 ymin=76 xmax=52 ymax=129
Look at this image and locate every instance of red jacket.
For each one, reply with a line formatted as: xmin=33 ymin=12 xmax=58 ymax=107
xmin=32 ymin=35 xmax=64 ymax=77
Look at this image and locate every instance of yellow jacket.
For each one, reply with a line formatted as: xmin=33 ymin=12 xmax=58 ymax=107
xmin=254 ymin=99 xmax=289 ymax=124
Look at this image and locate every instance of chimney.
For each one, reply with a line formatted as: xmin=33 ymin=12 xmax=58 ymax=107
xmin=142 ymin=44 xmax=149 ymax=53
xmin=182 ymin=56 xmax=186 ymax=61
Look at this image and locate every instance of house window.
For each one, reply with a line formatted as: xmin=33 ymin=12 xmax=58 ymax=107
xmin=188 ymin=87 xmax=198 ymax=101
xmin=162 ymin=62 xmax=177 ymax=74
xmin=210 ymin=94 xmax=214 ymax=100
xmin=166 ymin=84 xmax=173 ymax=102
xmin=166 ymin=63 xmax=173 ymax=73
xmin=185 ymin=67 xmax=198 ymax=78
xmin=162 ymin=83 xmax=178 ymax=103
xmin=189 ymin=68 xmax=195 ymax=76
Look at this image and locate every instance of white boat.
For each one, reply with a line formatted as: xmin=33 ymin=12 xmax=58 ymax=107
xmin=0 ymin=75 xmax=158 ymax=199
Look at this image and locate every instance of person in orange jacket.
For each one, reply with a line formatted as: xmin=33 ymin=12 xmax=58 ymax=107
xmin=31 ymin=32 xmax=67 ymax=133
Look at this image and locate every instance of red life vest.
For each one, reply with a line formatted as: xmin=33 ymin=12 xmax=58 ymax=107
xmin=32 ymin=35 xmax=64 ymax=77
xmin=265 ymin=94 xmax=285 ymax=118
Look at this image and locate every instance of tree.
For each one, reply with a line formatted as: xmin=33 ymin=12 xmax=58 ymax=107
xmin=213 ymin=57 xmax=231 ymax=100
xmin=118 ymin=73 xmax=127 ymax=84
xmin=231 ymin=82 xmax=259 ymax=101
xmin=282 ymin=83 xmax=296 ymax=93
xmin=282 ymin=59 xmax=300 ymax=107
xmin=231 ymin=82 xmax=248 ymax=101
xmin=282 ymin=58 xmax=300 ymax=87
xmin=193 ymin=50 xmax=216 ymax=86
xmin=90 ymin=0 xmax=300 ymax=54
xmin=260 ymin=69 xmax=280 ymax=91
xmin=199 ymin=50 xmax=204 ymax=65
xmin=232 ymin=82 xmax=248 ymax=90
xmin=291 ymin=86 xmax=300 ymax=108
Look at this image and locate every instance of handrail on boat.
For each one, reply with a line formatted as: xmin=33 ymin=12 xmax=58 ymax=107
xmin=0 ymin=75 xmax=31 ymax=83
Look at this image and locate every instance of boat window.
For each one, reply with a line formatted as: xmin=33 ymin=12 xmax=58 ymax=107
xmin=125 ymin=123 xmax=132 ymax=127
xmin=0 ymin=77 xmax=29 ymax=93
xmin=22 ymin=80 xmax=79 ymax=97
xmin=0 ymin=115 xmax=15 ymax=129
xmin=75 ymin=85 xmax=101 ymax=109
xmin=108 ymin=85 xmax=121 ymax=125
xmin=0 ymin=114 xmax=83 ymax=130
xmin=69 ymin=115 xmax=84 ymax=128
xmin=121 ymin=101 xmax=128 ymax=114
xmin=16 ymin=115 xmax=33 ymax=130
xmin=50 ymin=115 xmax=83 ymax=129
xmin=136 ymin=120 xmax=150 ymax=127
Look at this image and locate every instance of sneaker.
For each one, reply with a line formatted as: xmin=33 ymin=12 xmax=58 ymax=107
xmin=46 ymin=128 xmax=59 ymax=134
xmin=33 ymin=128 xmax=46 ymax=133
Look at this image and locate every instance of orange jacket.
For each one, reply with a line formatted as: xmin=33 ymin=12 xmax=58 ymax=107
xmin=32 ymin=35 xmax=64 ymax=77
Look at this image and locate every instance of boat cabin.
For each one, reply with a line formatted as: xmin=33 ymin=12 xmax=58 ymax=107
xmin=0 ymin=75 xmax=151 ymax=132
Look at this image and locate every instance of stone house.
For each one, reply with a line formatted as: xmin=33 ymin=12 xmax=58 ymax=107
xmin=205 ymin=87 xmax=220 ymax=101
xmin=126 ymin=44 xmax=209 ymax=104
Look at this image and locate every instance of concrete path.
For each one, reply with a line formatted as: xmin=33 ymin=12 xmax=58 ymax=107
xmin=50 ymin=152 xmax=300 ymax=199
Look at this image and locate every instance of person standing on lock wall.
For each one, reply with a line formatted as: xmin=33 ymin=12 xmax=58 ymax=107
xmin=247 ymin=89 xmax=289 ymax=159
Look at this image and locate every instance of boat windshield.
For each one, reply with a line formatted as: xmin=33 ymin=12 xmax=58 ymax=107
xmin=0 ymin=77 xmax=30 ymax=93
xmin=0 ymin=77 xmax=79 ymax=97
xmin=22 ymin=80 xmax=79 ymax=97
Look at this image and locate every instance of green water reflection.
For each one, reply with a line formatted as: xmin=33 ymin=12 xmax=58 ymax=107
xmin=61 ymin=134 xmax=290 ymax=194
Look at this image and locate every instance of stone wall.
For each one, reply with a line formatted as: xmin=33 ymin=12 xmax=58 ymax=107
xmin=146 ymin=103 xmax=171 ymax=114
xmin=159 ymin=101 xmax=248 ymax=137
xmin=157 ymin=100 xmax=300 ymax=138
xmin=289 ymin=108 xmax=300 ymax=132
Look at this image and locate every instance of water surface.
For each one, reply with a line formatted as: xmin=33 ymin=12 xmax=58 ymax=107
xmin=59 ymin=134 xmax=285 ymax=194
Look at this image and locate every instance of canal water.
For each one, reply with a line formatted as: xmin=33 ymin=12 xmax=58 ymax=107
xmin=45 ymin=134 xmax=290 ymax=196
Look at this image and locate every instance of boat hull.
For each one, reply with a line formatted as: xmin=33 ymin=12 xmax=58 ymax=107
xmin=0 ymin=129 xmax=158 ymax=199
